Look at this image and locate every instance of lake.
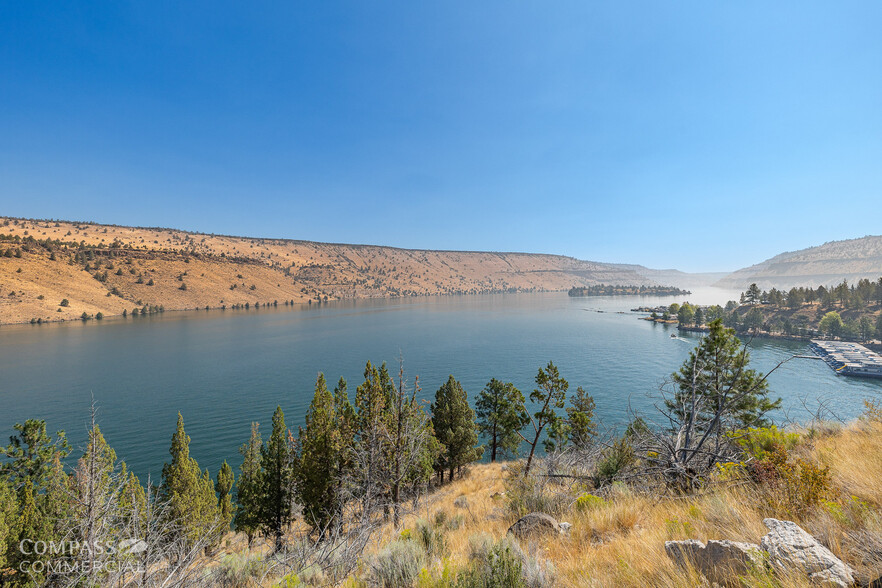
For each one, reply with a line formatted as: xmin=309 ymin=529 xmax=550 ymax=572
xmin=2 ymin=289 xmax=880 ymax=482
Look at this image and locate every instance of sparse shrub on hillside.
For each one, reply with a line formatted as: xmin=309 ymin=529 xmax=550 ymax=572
xmin=504 ymin=462 xmax=572 ymax=518
xmin=412 ymin=518 xmax=447 ymax=559
xmin=593 ymin=437 xmax=635 ymax=488
xmin=60 ymin=298 xmax=69 ymax=307
xmin=748 ymin=445 xmax=834 ymax=517
xmin=209 ymin=553 xmax=266 ymax=587
xmin=368 ymin=539 xmax=425 ymax=588
xmin=455 ymin=534 xmax=555 ymax=588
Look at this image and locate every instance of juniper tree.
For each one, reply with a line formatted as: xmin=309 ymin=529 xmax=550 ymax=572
xmin=475 ymin=378 xmax=528 ymax=462
xmin=215 ymin=461 xmax=235 ymax=532
xmin=431 ymin=375 xmax=482 ymax=482
xmin=261 ymin=406 xmax=294 ymax=550
xmin=235 ymin=422 xmax=263 ymax=547
xmin=387 ymin=364 xmax=440 ymax=527
xmin=0 ymin=478 xmax=15 ymax=571
xmin=159 ymin=413 xmax=221 ymax=548
xmin=354 ymin=361 xmax=393 ymax=516
xmin=296 ymin=373 xmax=343 ymax=533
xmin=518 ymin=361 xmax=568 ymax=476
xmin=545 ymin=385 xmax=597 ymax=452
xmin=1 ymin=418 xmax=71 ymax=573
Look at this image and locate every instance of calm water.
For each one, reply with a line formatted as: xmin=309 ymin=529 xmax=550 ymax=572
xmin=2 ymin=290 xmax=880 ymax=481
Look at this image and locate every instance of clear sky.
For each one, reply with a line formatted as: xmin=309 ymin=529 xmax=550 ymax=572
xmin=2 ymin=2 xmax=881 ymax=272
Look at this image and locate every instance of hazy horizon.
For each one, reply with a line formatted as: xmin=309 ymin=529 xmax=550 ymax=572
xmin=3 ymin=2 xmax=881 ymax=272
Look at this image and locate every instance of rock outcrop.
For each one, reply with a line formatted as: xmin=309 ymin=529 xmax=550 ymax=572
xmin=665 ymin=539 xmax=764 ymax=586
xmin=507 ymin=513 xmax=563 ymax=538
xmin=761 ymin=518 xmax=856 ymax=588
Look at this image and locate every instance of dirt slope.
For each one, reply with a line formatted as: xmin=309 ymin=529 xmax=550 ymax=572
xmin=0 ymin=217 xmax=652 ymax=324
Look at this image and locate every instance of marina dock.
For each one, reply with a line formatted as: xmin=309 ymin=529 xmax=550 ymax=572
xmin=810 ymin=340 xmax=882 ymax=379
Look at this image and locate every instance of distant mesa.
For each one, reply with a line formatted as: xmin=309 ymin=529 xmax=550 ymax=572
xmin=0 ymin=216 xmax=658 ymax=325
xmin=716 ymin=235 xmax=882 ymax=290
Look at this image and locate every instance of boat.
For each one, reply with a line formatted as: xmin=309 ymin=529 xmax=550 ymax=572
xmin=670 ymin=333 xmax=677 ymax=339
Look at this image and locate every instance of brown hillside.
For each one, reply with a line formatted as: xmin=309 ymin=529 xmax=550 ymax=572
xmin=0 ymin=217 xmax=653 ymax=324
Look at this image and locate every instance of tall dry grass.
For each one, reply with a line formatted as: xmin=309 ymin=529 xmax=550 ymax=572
xmin=352 ymin=418 xmax=882 ymax=587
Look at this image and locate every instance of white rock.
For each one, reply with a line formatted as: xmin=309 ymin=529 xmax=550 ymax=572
xmin=761 ymin=518 xmax=855 ymax=588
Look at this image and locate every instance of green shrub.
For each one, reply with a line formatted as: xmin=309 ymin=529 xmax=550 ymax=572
xmin=575 ymin=493 xmax=607 ymax=512
xmin=593 ymin=438 xmax=634 ymax=487
xmin=369 ymin=539 xmax=425 ymax=588
xmin=730 ymin=426 xmax=800 ymax=460
xmin=456 ymin=535 xmax=524 ymax=588
xmin=413 ymin=518 xmax=447 ymax=559
xmin=210 ymin=553 xmax=266 ymax=587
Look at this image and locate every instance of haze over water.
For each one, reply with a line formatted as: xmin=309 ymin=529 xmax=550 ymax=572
xmin=1 ymin=289 xmax=879 ymax=481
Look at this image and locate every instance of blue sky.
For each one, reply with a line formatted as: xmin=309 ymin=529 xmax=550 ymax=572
xmin=2 ymin=2 xmax=881 ymax=272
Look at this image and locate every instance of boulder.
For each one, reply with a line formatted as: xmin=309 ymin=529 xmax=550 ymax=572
xmin=507 ymin=512 xmax=562 ymax=538
xmin=666 ymin=539 xmax=764 ymax=586
xmin=761 ymin=518 xmax=856 ymax=588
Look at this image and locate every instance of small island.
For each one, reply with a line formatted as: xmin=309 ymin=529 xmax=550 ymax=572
xmin=568 ymin=284 xmax=691 ymax=297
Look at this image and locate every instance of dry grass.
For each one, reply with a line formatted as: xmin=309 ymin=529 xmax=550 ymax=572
xmin=343 ymin=420 xmax=882 ymax=587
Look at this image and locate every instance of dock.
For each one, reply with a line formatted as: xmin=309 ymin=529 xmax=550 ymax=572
xmin=810 ymin=340 xmax=882 ymax=379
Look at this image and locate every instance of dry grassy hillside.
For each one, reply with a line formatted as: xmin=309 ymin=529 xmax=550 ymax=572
xmin=718 ymin=235 xmax=882 ymax=290
xmin=0 ymin=217 xmax=652 ymax=325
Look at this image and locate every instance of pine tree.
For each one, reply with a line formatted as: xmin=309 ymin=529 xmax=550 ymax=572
xmin=431 ymin=376 xmax=482 ymax=482
xmin=215 ymin=461 xmax=235 ymax=532
xmin=519 ymin=361 xmax=568 ymax=475
xmin=159 ymin=413 xmax=221 ymax=548
xmin=544 ymin=385 xmax=597 ymax=452
xmin=566 ymin=386 xmax=597 ymax=449
xmin=296 ymin=374 xmax=341 ymax=532
xmin=1 ymin=419 xmax=71 ymax=492
xmin=475 ymin=379 xmax=528 ymax=461
xmin=666 ymin=319 xmax=781 ymax=432
xmin=235 ymin=422 xmax=263 ymax=547
xmin=261 ymin=406 xmax=294 ymax=550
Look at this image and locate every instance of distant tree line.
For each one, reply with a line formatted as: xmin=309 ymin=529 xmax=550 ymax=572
xmin=568 ymin=285 xmax=690 ymax=297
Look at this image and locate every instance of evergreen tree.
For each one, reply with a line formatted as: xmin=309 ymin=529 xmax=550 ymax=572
xmin=261 ymin=406 xmax=294 ymax=550
xmin=431 ymin=376 xmax=482 ymax=482
xmin=1 ymin=419 xmax=71 ymax=492
xmin=117 ymin=468 xmax=147 ymax=536
xmin=215 ymin=461 xmax=235 ymax=532
xmin=387 ymin=366 xmax=440 ymax=527
xmin=296 ymin=374 xmax=342 ymax=532
xmin=354 ymin=362 xmax=392 ymax=515
xmin=475 ymin=379 xmax=528 ymax=461
xmin=519 ymin=361 xmax=568 ymax=475
xmin=235 ymin=422 xmax=263 ymax=547
xmin=566 ymin=386 xmax=597 ymax=449
xmin=666 ymin=319 xmax=781 ymax=432
xmin=0 ymin=477 xmax=18 ymax=573
xmin=159 ymin=413 xmax=221 ymax=548
xmin=543 ymin=383 xmax=595 ymax=453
